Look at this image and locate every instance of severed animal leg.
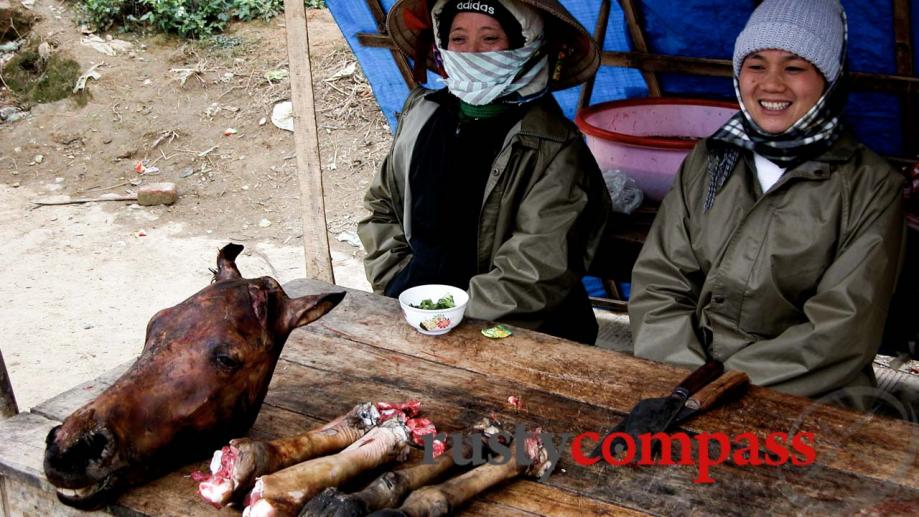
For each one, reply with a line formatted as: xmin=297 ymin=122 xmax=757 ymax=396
xmin=381 ymin=429 xmax=551 ymax=517
xmin=196 ymin=402 xmax=381 ymax=507
xmin=243 ymin=419 xmax=413 ymax=517
xmin=300 ymin=419 xmax=504 ymax=516
xmin=299 ymin=445 xmax=461 ymax=517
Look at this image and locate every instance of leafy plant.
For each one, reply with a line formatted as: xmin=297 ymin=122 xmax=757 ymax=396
xmin=136 ymin=0 xmax=232 ymax=38
xmin=76 ymin=0 xmax=326 ymax=39
xmin=81 ymin=0 xmax=145 ymax=31
xmin=232 ymin=0 xmax=283 ymax=22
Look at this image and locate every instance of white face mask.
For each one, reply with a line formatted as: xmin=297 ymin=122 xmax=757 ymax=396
xmin=439 ymin=38 xmax=548 ymax=105
xmin=432 ymin=0 xmax=548 ymax=105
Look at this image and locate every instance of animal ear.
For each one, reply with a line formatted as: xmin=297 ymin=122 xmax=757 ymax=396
xmin=213 ymin=243 xmax=244 ymax=282
xmin=280 ymin=291 xmax=346 ymax=334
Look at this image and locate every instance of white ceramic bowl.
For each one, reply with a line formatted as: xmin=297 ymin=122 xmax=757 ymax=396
xmin=398 ymin=284 xmax=469 ymax=335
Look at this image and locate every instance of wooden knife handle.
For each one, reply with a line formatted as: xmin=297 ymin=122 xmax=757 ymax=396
xmin=675 ymin=360 xmax=725 ymax=396
xmin=684 ymin=371 xmax=750 ymax=411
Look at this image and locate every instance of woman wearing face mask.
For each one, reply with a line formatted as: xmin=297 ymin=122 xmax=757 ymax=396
xmin=629 ymin=0 xmax=906 ymax=404
xmin=358 ymin=0 xmax=611 ymax=345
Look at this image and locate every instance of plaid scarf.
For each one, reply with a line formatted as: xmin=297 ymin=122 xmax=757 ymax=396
xmin=704 ymin=20 xmax=849 ymax=211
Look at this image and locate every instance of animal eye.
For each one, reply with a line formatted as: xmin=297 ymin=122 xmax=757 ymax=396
xmin=212 ymin=345 xmax=242 ymax=371
xmin=215 ymin=354 xmax=241 ymax=371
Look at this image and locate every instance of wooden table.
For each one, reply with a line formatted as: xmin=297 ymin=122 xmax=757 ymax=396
xmin=2 ymin=279 xmax=918 ymax=516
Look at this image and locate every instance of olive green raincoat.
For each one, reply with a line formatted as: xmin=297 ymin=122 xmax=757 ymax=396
xmin=358 ymin=88 xmax=611 ymax=342
xmin=630 ymin=133 xmax=905 ymax=400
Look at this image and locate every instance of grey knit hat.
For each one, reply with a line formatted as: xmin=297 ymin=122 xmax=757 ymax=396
xmin=733 ymin=0 xmax=846 ymax=82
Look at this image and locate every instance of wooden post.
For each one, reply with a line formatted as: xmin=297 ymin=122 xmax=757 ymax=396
xmin=578 ymin=0 xmax=611 ymax=110
xmin=893 ymin=0 xmax=917 ymax=157
xmin=0 ymin=349 xmax=18 ymax=418
xmin=365 ymin=0 xmax=417 ymax=89
xmin=283 ymin=1 xmax=335 ymax=283
xmin=618 ymin=0 xmax=662 ymax=96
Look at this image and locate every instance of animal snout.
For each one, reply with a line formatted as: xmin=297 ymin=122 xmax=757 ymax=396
xmin=44 ymin=424 xmax=116 ymax=486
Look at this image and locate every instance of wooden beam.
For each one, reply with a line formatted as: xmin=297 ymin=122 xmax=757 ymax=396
xmin=0 ymin=349 xmax=18 ymax=418
xmin=356 ymin=32 xmax=396 ymax=49
xmin=578 ymin=0 xmax=611 ymax=109
xmin=893 ymin=0 xmax=917 ymax=156
xmin=602 ymin=50 xmax=729 ymax=77
xmin=894 ymin=0 xmax=914 ymax=74
xmin=602 ymin=50 xmax=919 ymax=94
xmin=619 ymin=0 xmax=661 ymax=96
xmin=283 ymin=0 xmax=335 ymax=283
xmin=364 ymin=0 xmax=417 ymax=90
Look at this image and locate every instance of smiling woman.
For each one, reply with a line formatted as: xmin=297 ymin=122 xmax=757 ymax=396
xmin=359 ymin=0 xmax=611 ymax=345
xmin=738 ymin=50 xmax=825 ymax=135
xmin=628 ymin=0 xmax=907 ymax=410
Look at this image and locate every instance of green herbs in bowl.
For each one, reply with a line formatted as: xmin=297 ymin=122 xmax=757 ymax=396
xmin=410 ymin=294 xmax=455 ymax=310
xmin=398 ymin=284 xmax=469 ymax=335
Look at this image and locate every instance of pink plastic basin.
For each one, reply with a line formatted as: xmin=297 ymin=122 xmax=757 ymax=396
xmin=575 ymin=98 xmax=738 ymax=201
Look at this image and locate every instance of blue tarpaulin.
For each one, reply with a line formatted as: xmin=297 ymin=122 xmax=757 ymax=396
xmin=326 ymin=0 xmax=916 ymax=158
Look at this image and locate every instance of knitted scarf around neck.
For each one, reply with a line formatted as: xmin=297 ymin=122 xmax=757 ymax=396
xmin=704 ymin=20 xmax=849 ymax=211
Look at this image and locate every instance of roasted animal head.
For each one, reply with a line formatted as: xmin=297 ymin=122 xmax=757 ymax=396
xmin=43 ymin=243 xmax=345 ymax=508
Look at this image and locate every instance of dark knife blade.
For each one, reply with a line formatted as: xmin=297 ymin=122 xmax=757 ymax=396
xmin=589 ymin=360 xmax=724 ymax=459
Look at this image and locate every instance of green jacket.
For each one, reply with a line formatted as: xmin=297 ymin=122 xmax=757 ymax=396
xmin=358 ymin=88 xmax=611 ymax=341
xmin=630 ymin=133 xmax=905 ymax=400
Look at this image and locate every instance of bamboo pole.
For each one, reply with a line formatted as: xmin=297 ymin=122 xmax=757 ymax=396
xmin=619 ymin=0 xmax=661 ymax=96
xmin=283 ymin=1 xmax=335 ymax=283
xmin=0 ymin=349 xmax=19 ymax=418
xmin=893 ymin=0 xmax=917 ymax=157
xmin=578 ymin=0 xmax=611 ymax=110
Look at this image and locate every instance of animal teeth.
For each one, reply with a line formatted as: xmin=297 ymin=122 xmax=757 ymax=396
xmin=760 ymin=101 xmax=790 ymax=111
xmin=57 ymin=485 xmax=99 ymax=498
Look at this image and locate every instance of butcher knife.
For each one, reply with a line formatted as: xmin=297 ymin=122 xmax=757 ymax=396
xmin=589 ymin=359 xmax=724 ymax=459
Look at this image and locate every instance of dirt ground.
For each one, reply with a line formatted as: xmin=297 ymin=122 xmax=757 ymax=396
xmin=1 ymin=2 xmax=387 ymax=409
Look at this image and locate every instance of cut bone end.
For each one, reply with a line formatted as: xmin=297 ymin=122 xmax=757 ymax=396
xmin=523 ymin=429 xmax=552 ymax=479
xmin=195 ymin=445 xmax=240 ymax=507
xmin=199 ymin=478 xmax=234 ymax=507
xmin=243 ymin=499 xmax=277 ymax=517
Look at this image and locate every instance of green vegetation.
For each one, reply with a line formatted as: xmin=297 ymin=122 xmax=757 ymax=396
xmin=410 ymin=294 xmax=456 ymax=310
xmin=75 ymin=0 xmax=325 ymax=39
xmin=2 ymin=47 xmax=86 ymax=106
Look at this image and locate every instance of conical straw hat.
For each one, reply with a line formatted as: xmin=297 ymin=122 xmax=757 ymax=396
xmin=387 ymin=0 xmax=600 ymax=91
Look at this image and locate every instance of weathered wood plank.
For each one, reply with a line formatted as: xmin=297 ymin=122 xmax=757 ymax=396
xmin=1 ymin=476 xmax=110 ymax=517
xmin=282 ymin=0 xmax=334 ymax=282
xmin=283 ymin=280 xmax=919 ymax=491
xmin=481 ymin=481 xmax=648 ymax=516
xmin=6 ymin=280 xmax=918 ymax=516
xmin=265 ymin=335 xmax=919 ymax=515
xmin=0 ymin=412 xmax=60 ymax=489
